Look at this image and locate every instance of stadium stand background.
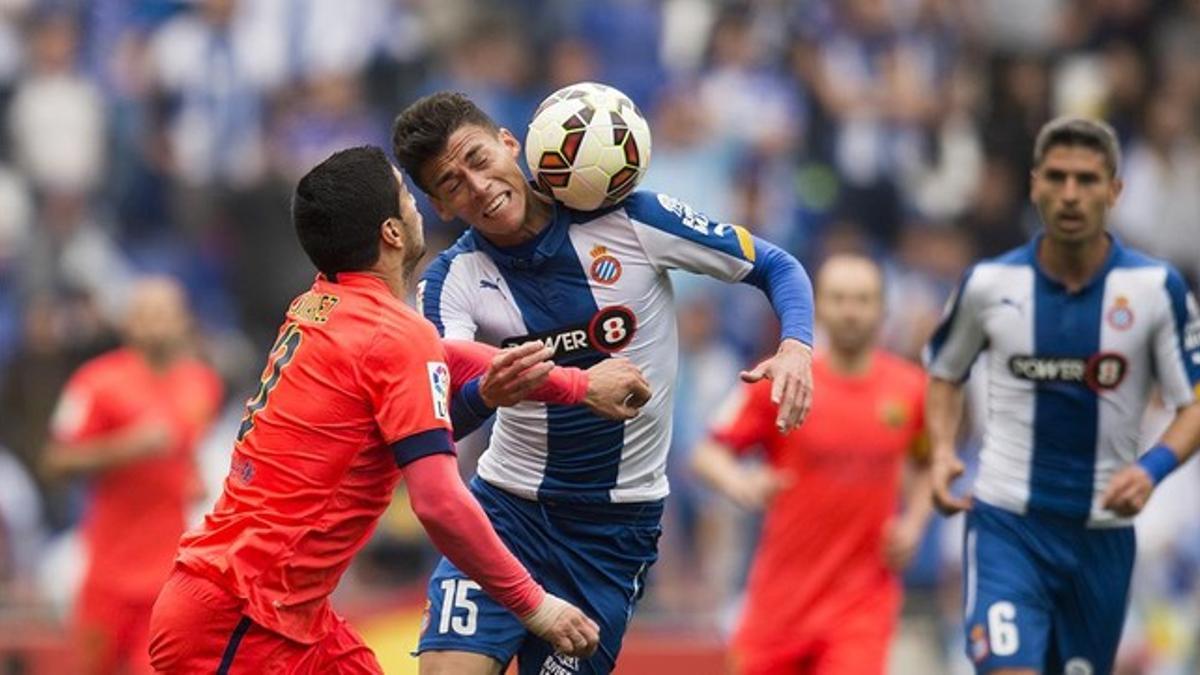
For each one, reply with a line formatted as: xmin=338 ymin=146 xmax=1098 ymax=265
xmin=0 ymin=0 xmax=1197 ymax=673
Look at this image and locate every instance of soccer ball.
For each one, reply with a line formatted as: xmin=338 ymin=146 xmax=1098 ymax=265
xmin=525 ymin=82 xmax=652 ymax=211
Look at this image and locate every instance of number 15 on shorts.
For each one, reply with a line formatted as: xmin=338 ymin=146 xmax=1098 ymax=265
xmin=437 ymin=579 xmax=481 ymax=636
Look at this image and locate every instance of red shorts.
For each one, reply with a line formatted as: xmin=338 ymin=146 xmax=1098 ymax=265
xmin=734 ymin=612 xmax=895 ymax=675
xmin=148 ymin=567 xmax=382 ymax=674
xmin=74 ymin=583 xmax=157 ymax=675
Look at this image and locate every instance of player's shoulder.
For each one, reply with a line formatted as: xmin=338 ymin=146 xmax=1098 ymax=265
xmin=874 ymin=351 xmax=927 ymax=390
xmin=617 ymin=190 xmax=703 ymax=227
xmin=371 ymin=302 xmax=443 ymax=354
xmin=71 ymin=348 xmax=138 ymax=388
xmin=1110 ymin=241 xmax=1187 ymax=285
xmin=421 ymin=230 xmax=479 ymax=285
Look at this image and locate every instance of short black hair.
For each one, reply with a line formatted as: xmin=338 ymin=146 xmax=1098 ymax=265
xmin=392 ymin=92 xmax=499 ymax=192
xmin=1033 ymin=116 xmax=1121 ymax=177
xmin=292 ymin=146 xmax=400 ymax=277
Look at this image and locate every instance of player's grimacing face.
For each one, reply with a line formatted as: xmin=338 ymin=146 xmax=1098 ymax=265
xmin=422 ymin=124 xmax=529 ymax=239
xmin=1031 ymin=145 xmax=1122 ymax=245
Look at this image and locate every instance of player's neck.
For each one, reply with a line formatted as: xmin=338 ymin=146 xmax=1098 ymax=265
xmin=827 ymin=347 xmax=873 ymax=377
xmin=496 ymin=191 xmax=554 ymax=247
xmin=1037 ymin=232 xmax=1111 ymax=293
xmin=137 ymin=345 xmax=179 ymax=373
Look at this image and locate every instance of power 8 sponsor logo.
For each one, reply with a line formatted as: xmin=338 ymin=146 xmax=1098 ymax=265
xmin=1008 ymin=353 xmax=1127 ymax=392
xmin=502 ymin=306 xmax=637 ymax=361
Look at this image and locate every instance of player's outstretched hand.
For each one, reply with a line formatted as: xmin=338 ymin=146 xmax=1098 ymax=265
xmin=584 ymin=358 xmax=651 ymax=420
xmin=1101 ymin=464 xmax=1155 ymax=517
xmin=521 ymin=593 xmax=601 ymax=659
xmin=740 ymin=339 xmax=813 ymax=434
xmin=480 ymin=342 xmax=555 ymax=408
xmin=931 ymin=450 xmax=971 ymax=515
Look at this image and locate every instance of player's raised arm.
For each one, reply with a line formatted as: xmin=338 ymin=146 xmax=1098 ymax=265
xmin=1102 ymin=271 xmax=1200 ymax=516
xmin=621 ymin=191 xmax=814 ymax=432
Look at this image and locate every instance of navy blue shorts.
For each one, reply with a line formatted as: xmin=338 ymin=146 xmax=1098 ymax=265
xmin=416 ymin=477 xmax=663 ymax=674
xmin=962 ymin=500 xmax=1135 ymax=674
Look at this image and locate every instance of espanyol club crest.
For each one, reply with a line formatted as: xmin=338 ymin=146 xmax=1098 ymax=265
xmin=588 ymin=244 xmax=622 ymax=285
xmin=1106 ymin=296 xmax=1134 ymax=331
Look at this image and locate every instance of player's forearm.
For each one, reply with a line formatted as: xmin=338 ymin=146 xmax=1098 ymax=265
xmin=690 ymin=440 xmax=744 ymax=501
xmin=900 ymin=461 xmax=936 ymax=527
xmin=745 ymin=239 xmax=814 ymax=346
xmin=402 ymin=453 xmax=544 ymax=618
xmin=1147 ymin=401 xmax=1200 ymax=474
xmin=926 ymin=377 xmax=966 ymax=458
xmin=42 ymin=438 xmax=146 ymax=478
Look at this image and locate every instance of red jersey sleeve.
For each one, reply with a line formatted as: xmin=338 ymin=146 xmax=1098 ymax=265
xmin=709 ymin=380 xmax=778 ymax=456
xmin=361 ymin=321 xmax=455 ymax=467
xmin=49 ymin=368 xmax=112 ymax=445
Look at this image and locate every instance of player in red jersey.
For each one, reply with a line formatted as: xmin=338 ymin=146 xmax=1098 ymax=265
xmin=44 ymin=277 xmax=224 ymax=675
xmin=692 ymin=255 xmax=933 ymax=675
xmin=148 ymin=146 xmax=648 ymax=674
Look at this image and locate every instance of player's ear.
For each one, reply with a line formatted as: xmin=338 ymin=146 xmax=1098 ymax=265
xmin=498 ymin=128 xmax=521 ymax=159
xmin=380 ymin=217 xmax=405 ymax=252
xmin=1108 ymin=175 xmax=1123 ymax=205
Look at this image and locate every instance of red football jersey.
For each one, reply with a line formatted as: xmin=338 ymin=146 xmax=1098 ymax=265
xmin=176 ymin=272 xmax=456 ymax=644
xmin=51 ymin=348 xmax=223 ymax=600
xmin=711 ymin=350 xmax=926 ymax=662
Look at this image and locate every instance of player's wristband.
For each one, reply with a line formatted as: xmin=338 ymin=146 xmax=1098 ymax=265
xmin=449 ymin=378 xmax=496 ymax=441
xmin=1136 ymin=443 xmax=1179 ymax=486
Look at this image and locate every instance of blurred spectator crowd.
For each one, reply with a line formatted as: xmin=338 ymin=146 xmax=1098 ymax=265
xmin=0 ymin=1 xmax=1197 ymax=673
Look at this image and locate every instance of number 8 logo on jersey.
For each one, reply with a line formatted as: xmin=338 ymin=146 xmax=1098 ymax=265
xmin=589 ymin=305 xmax=637 ymax=353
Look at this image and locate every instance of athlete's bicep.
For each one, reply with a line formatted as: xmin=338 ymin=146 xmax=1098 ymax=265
xmin=49 ymin=373 xmax=110 ymax=445
xmin=923 ymin=267 xmax=987 ymax=382
xmin=1153 ymin=270 xmax=1200 ymax=408
xmin=362 ymin=326 xmax=455 ymax=464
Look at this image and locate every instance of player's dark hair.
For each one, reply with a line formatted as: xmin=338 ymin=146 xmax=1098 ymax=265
xmin=1032 ymin=116 xmax=1121 ymax=177
xmin=293 ymin=146 xmax=401 ymax=277
xmin=392 ymin=91 xmax=499 ymax=193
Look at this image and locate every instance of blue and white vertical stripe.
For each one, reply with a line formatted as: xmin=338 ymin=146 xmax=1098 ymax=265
xmin=924 ymin=237 xmax=1200 ymax=526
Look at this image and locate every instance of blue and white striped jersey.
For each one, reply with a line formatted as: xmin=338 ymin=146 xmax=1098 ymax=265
xmin=925 ymin=236 xmax=1200 ymax=526
xmin=419 ymin=191 xmax=812 ymax=504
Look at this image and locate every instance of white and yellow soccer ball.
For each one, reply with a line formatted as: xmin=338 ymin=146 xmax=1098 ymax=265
xmin=524 ymin=82 xmax=652 ymax=211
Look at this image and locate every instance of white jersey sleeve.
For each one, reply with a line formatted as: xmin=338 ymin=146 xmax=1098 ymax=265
xmin=621 ymin=191 xmax=758 ymax=282
xmin=924 ymin=267 xmax=988 ymax=382
xmin=419 ymin=238 xmax=480 ymax=341
xmin=1153 ymin=268 xmax=1200 ymax=409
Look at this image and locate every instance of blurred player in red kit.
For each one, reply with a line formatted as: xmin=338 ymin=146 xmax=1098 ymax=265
xmin=44 ymin=276 xmax=224 ymax=675
xmin=692 ymin=254 xmax=933 ymax=675
xmin=147 ymin=146 xmax=649 ymax=674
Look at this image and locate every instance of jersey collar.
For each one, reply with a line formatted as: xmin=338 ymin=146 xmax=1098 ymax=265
xmin=470 ymin=204 xmax=570 ymax=271
xmin=1029 ymin=231 xmax=1123 ymax=295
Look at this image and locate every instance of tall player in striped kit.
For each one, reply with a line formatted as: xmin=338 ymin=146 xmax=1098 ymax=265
xmin=926 ymin=117 xmax=1200 ymax=675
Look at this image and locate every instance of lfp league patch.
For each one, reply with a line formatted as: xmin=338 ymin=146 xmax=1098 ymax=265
xmin=427 ymin=361 xmax=451 ymax=422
